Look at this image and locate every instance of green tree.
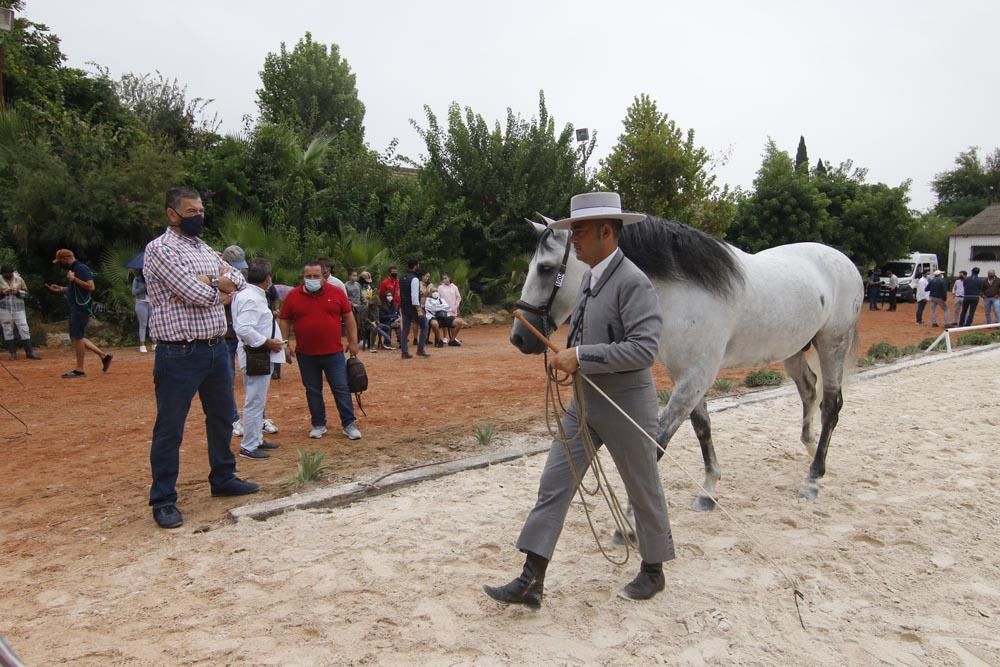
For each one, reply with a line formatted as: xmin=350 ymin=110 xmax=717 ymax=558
xmin=795 ymin=135 xmax=809 ymax=174
xmin=256 ymin=33 xmax=365 ymax=143
xmin=410 ymin=91 xmax=591 ymax=290
xmin=909 ymin=211 xmax=956 ymax=265
xmin=931 ymin=147 xmax=1000 ymax=220
xmin=727 ymin=139 xmax=830 ymax=251
xmin=598 ymin=94 xmax=732 ymax=234
xmin=114 ymin=71 xmax=220 ymax=150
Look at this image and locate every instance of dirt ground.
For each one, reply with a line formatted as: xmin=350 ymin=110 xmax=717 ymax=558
xmin=0 ymin=303 xmax=946 ymax=651
xmin=1 ymin=300 xmax=997 ymax=665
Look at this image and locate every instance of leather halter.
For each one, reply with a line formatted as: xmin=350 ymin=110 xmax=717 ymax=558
xmin=515 ymin=230 xmax=573 ymax=335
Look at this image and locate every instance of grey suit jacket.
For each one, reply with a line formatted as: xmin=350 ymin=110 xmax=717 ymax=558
xmin=568 ymin=249 xmax=662 ymax=377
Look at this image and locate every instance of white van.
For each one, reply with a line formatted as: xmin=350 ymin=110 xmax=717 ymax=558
xmin=879 ymin=252 xmax=939 ymax=302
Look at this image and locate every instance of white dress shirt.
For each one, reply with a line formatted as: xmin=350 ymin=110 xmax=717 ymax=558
xmin=232 ymin=283 xmax=285 ymax=367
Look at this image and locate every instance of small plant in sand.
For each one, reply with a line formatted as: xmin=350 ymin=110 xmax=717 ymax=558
xmin=744 ymin=369 xmax=784 ymax=387
xmin=712 ymin=378 xmax=734 ymax=394
xmin=917 ymin=336 xmax=937 ymax=350
xmin=657 ymin=389 xmax=672 ymax=404
xmin=867 ymin=341 xmax=901 ymax=362
xmin=293 ymin=449 xmax=328 ymax=484
xmin=857 ymin=356 xmax=875 ymax=368
xmin=899 ymin=344 xmax=921 ymax=357
xmin=474 ymin=424 xmax=496 ymax=446
xmin=958 ymin=332 xmax=993 ymax=346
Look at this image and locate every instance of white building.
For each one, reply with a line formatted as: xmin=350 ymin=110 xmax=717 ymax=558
xmin=947 ymin=203 xmax=1000 ymax=276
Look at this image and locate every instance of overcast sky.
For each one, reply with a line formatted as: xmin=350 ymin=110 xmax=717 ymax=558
xmin=26 ymin=0 xmax=1000 ymax=212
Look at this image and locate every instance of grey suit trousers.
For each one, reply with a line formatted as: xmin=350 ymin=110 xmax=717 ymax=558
xmin=517 ymin=370 xmax=676 ymax=564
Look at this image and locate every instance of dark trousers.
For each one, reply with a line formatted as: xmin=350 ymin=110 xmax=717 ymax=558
xmin=888 ymin=288 xmax=897 ymax=311
xmin=868 ymin=286 xmax=880 ymax=309
xmin=226 ymin=337 xmax=239 ymax=422
xmin=916 ymin=299 xmax=927 ymax=323
xmin=400 ymin=307 xmax=428 ymax=355
xmin=297 ymin=352 xmax=355 ymax=428
xmin=149 ymin=341 xmax=237 ymax=507
xmin=961 ymin=297 xmax=979 ymax=326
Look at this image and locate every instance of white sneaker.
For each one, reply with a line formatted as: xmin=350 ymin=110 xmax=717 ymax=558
xmin=342 ymin=422 xmax=362 ymax=440
xmin=309 ymin=425 xmax=328 ymax=439
xmin=232 ymin=420 xmax=244 ymax=437
xmin=262 ymin=418 xmax=278 ymax=434
xmin=442 ymin=337 xmax=449 ymax=344
xmin=139 ymin=345 xmax=148 ymax=353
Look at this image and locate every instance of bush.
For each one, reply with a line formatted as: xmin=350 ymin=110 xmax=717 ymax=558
xmin=899 ymin=344 xmax=921 ymax=356
xmin=744 ymin=369 xmax=784 ymax=387
xmin=918 ymin=336 xmax=937 ymax=350
xmin=657 ymin=389 xmax=672 ymax=404
xmin=866 ymin=341 xmax=901 ymax=362
xmin=712 ymin=378 xmax=735 ymax=394
xmin=957 ymin=332 xmax=993 ymax=346
xmin=857 ymin=356 xmax=875 ymax=368
xmin=474 ymin=424 xmax=496 ymax=446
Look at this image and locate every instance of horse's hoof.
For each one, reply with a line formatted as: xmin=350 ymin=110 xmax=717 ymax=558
xmin=611 ymin=529 xmax=636 ymax=546
xmin=692 ymin=495 xmax=717 ymax=512
xmin=798 ymin=480 xmax=819 ymax=500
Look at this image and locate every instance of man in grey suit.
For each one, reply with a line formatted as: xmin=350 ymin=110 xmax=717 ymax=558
xmin=484 ymin=192 xmax=675 ymax=607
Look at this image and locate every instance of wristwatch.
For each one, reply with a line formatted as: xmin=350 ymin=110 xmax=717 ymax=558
xmin=210 ymin=276 xmax=219 ymax=289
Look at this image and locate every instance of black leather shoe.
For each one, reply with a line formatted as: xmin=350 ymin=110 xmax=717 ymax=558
xmin=210 ymin=477 xmax=260 ymax=497
xmin=239 ymin=448 xmax=269 ymax=459
xmin=257 ymin=440 xmax=279 ymax=450
xmin=618 ymin=561 xmax=665 ymax=600
xmin=153 ymin=504 xmax=183 ymax=529
xmin=483 ymin=552 xmax=548 ymax=608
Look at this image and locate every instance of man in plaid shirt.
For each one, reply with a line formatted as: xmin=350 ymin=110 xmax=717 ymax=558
xmin=144 ymin=186 xmax=258 ymax=529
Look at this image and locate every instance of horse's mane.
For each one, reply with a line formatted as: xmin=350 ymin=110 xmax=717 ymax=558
xmin=619 ymin=216 xmax=745 ymax=299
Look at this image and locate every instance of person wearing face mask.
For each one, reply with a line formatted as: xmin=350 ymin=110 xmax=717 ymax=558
xmin=279 ymin=261 xmax=362 ymax=440
xmin=376 ymin=291 xmax=401 ymax=350
xmin=436 ymin=273 xmax=465 ymax=345
xmin=143 ymin=186 xmax=256 ymax=530
xmin=45 ymin=249 xmax=113 ymax=377
xmin=423 ymin=286 xmax=466 ymax=348
xmin=231 ymin=258 xmax=285 ymax=460
xmin=0 ymin=264 xmax=41 ymax=360
xmin=379 ymin=266 xmax=401 ymax=305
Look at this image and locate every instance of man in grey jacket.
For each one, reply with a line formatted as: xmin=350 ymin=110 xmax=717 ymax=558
xmin=484 ymin=192 xmax=674 ymax=607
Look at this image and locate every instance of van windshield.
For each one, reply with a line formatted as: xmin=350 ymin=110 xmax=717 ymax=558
xmin=884 ymin=262 xmax=914 ymax=277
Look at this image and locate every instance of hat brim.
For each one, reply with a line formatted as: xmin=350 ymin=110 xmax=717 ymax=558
xmin=229 ymin=260 xmax=248 ymax=270
xmin=547 ymin=212 xmax=647 ymax=230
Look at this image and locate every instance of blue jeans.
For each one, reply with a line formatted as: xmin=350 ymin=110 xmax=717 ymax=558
xmin=297 ymin=352 xmax=355 ymax=428
xmin=984 ymin=297 xmax=1000 ymax=324
xmin=400 ymin=307 xmax=428 ymax=355
xmin=226 ymin=337 xmax=239 ymax=422
xmin=149 ymin=341 xmax=238 ymax=507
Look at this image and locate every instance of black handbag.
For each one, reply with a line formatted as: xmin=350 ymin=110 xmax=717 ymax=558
xmin=346 ymin=356 xmax=368 ymax=415
xmin=244 ymin=318 xmax=275 ymax=376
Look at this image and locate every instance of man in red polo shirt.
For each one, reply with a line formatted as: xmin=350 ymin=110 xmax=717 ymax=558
xmin=279 ymin=261 xmax=362 ymax=440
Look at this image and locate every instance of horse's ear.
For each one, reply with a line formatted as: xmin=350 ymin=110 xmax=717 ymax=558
xmin=525 ymin=217 xmax=547 ymax=236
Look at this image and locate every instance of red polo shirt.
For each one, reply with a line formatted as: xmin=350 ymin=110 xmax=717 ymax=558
xmin=280 ymin=283 xmax=351 ymax=355
xmin=379 ymin=276 xmax=400 ymax=305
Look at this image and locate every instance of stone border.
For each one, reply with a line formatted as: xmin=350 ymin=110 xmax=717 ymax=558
xmin=229 ymin=343 xmax=1000 ymax=522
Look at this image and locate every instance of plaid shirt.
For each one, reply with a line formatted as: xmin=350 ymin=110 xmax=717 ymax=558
xmin=144 ymin=229 xmax=246 ymax=341
xmin=0 ymin=273 xmax=28 ymax=314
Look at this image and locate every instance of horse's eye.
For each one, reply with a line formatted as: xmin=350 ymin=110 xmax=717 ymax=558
xmin=537 ymin=265 xmax=554 ymax=274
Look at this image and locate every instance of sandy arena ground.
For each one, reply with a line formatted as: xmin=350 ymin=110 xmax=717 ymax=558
xmin=2 ymin=303 xmax=998 ymax=664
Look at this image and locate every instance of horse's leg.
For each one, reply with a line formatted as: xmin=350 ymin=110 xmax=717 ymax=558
xmin=783 ymin=351 xmax=818 ymax=457
xmin=689 ymin=400 xmax=721 ymax=512
xmin=798 ymin=333 xmax=852 ymax=500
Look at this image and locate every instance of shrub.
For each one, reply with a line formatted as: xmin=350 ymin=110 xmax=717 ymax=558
xmin=857 ymin=356 xmax=875 ymax=368
xmin=657 ymin=389 xmax=672 ymax=404
xmin=474 ymin=424 xmax=496 ymax=446
xmin=899 ymin=344 xmax=920 ymax=356
xmin=293 ymin=450 xmax=327 ymax=484
xmin=918 ymin=336 xmax=937 ymax=350
xmin=866 ymin=341 xmax=901 ymax=361
xmin=744 ymin=369 xmax=784 ymax=387
xmin=957 ymin=332 xmax=993 ymax=346
xmin=712 ymin=378 xmax=735 ymax=394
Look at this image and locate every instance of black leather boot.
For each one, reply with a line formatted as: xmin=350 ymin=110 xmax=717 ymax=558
xmin=6 ymin=341 xmax=16 ymax=360
xmin=483 ymin=551 xmax=548 ymax=608
xmin=618 ymin=561 xmax=665 ymax=601
xmin=22 ymin=340 xmax=40 ymax=360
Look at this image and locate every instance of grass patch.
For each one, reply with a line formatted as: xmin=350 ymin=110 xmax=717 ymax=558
xmin=866 ymin=341 xmax=901 ymax=362
xmin=285 ymin=449 xmax=328 ymax=489
xmin=918 ymin=336 xmax=937 ymax=350
xmin=899 ymin=344 xmax=921 ymax=356
xmin=712 ymin=378 xmax=735 ymax=394
xmin=474 ymin=424 xmax=496 ymax=446
xmin=744 ymin=369 xmax=784 ymax=387
xmin=957 ymin=332 xmax=994 ymax=346
xmin=657 ymin=389 xmax=672 ymax=404
xmin=857 ymin=356 xmax=875 ymax=368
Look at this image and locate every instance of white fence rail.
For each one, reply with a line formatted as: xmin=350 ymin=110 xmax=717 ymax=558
xmin=924 ymin=323 xmax=1000 ymax=353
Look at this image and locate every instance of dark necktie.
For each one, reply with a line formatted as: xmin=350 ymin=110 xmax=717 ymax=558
xmin=567 ymin=285 xmax=590 ymax=347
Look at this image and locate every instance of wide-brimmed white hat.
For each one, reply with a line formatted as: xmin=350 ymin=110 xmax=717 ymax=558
xmin=547 ymin=192 xmax=646 ymax=230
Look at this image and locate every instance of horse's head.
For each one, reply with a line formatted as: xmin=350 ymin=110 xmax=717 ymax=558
xmin=510 ymin=218 xmax=586 ymax=354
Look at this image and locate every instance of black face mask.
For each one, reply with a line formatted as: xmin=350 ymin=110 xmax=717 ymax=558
xmin=172 ymin=209 xmax=205 ymax=237
xmin=390 ymin=272 xmax=398 ymax=278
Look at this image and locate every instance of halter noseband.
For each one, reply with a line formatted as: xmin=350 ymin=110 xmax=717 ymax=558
xmin=515 ymin=230 xmax=573 ymax=335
